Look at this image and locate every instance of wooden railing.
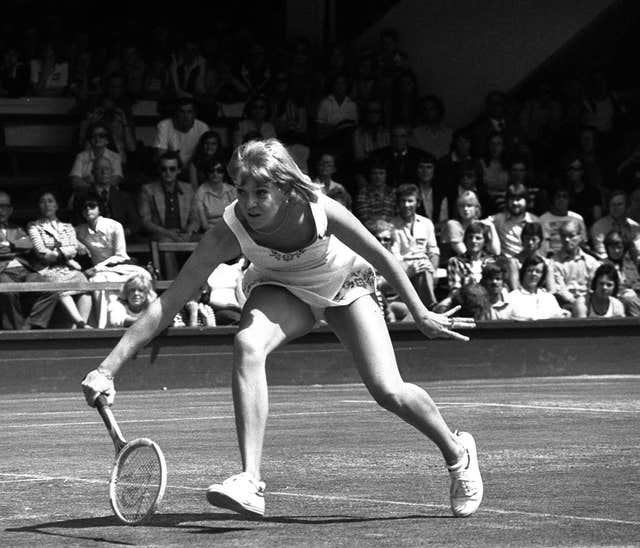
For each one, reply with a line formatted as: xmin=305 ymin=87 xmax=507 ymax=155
xmin=0 ymin=280 xmax=174 ymax=293
xmin=0 ymin=241 xmax=199 ymax=294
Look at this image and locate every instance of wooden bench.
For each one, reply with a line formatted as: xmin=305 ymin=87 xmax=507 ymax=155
xmin=149 ymin=241 xmax=198 ymax=280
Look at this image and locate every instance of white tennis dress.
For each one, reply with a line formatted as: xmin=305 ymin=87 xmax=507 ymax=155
xmin=222 ymin=193 xmax=376 ymax=320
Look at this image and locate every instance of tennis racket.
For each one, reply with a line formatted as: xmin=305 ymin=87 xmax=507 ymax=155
xmin=95 ymin=394 xmax=167 ymax=525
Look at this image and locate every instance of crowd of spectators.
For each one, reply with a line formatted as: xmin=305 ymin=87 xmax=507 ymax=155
xmin=1 ymin=17 xmax=640 ymax=328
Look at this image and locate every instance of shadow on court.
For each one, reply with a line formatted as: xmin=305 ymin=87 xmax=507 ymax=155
xmin=3 ymin=378 xmax=639 ymax=547
xmin=5 ymin=511 xmax=439 ymax=542
xmin=5 ymin=513 xmax=252 ymax=544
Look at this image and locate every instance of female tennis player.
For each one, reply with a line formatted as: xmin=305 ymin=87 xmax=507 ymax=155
xmin=82 ymin=138 xmax=483 ymax=519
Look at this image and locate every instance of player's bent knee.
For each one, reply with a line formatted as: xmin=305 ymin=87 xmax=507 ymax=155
xmin=373 ymin=389 xmax=404 ymax=414
xmin=234 ymin=330 xmax=269 ymax=361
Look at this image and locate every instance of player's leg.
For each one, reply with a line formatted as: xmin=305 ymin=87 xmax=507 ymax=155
xmin=207 ymin=285 xmax=315 ymax=516
xmin=232 ymin=285 xmax=315 ymax=479
xmin=325 ymin=293 xmax=462 ymax=463
xmin=325 ymin=293 xmax=483 ymax=517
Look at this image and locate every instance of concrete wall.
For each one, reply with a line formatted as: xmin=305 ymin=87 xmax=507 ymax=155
xmin=355 ymin=0 xmax=615 ymax=128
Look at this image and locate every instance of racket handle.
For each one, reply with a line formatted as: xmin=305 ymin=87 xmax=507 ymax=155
xmin=95 ymin=394 xmax=126 ymax=452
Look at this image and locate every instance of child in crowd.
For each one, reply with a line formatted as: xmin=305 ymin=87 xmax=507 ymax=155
xmin=480 ymin=262 xmax=511 ymax=319
xmin=107 ymin=273 xmax=157 ymax=328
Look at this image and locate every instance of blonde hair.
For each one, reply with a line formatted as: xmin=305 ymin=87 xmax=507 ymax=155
xmin=227 ymin=138 xmax=321 ymax=202
xmin=120 ymin=273 xmax=156 ymax=304
xmin=457 ymin=190 xmax=482 ymax=219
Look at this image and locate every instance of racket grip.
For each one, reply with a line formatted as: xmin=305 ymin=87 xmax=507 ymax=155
xmin=95 ymin=394 xmax=126 ymax=451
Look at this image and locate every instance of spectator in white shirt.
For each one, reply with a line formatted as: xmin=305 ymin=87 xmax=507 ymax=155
xmin=538 ymin=183 xmax=586 ymax=258
xmin=410 ymin=94 xmax=453 ymax=160
xmin=391 ymin=183 xmax=439 ymax=309
xmin=590 ymin=189 xmax=640 ymax=262
xmin=153 ymin=96 xmax=209 ymax=174
xmin=586 ymin=262 xmax=625 ymax=318
xmin=507 ymin=255 xmax=569 ymax=320
xmin=488 ymin=182 xmax=539 ymax=259
xmin=316 ymin=73 xmax=358 ymax=142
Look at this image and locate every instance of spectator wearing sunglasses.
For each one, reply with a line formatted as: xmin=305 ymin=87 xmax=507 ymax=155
xmin=69 ymin=122 xmax=123 ymax=193
xmin=194 ymin=159 xmax=237 ymax=231
xmin=138 ymin=151 xmax=199 ymax=277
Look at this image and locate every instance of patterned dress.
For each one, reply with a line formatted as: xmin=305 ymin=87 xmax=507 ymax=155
xmin=223 ymin=193 xmax=376 ymax=322
xmin=27 ymin=218 xmax=88 ymax=296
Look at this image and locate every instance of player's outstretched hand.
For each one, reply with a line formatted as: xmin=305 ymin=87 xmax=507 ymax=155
xmin=415 ymin=306 xmax=476 ymax=341
xmin=81 ymin=369 xmax=116 ymax=407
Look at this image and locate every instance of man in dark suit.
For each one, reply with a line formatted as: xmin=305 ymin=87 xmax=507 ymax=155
xmin=71 ymin=155 xmax=144 ymax=241
xmin=370 ymin=123 xmax=423 ymax=188
xmin=472 ymin=90 xmax=525 ymax=158
xmin=0 ymin=190 xmax=58 ymax=329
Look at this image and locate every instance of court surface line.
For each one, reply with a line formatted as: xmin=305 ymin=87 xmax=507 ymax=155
xmin=2 ymin=375 xmax=638 ymax=405
xmin=341 ymin=401 xmax=639 ymax=414
xmin=1 ymin=347 xmax=347 ymax=362
xmin=0 ymin=401 xmax=317 ymax=418
xmin=6 ymin=409 xmax=372 ymax=429
xmin=1 ymin=473 xmax=637 ymax=527
xmin=7 ymin=399 xmax=640 ymax=427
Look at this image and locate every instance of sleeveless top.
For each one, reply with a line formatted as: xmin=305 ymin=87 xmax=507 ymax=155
xmin=222 ymin=193 xmax=375 ymax=318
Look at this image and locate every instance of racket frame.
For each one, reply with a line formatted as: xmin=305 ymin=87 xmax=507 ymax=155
xmin=108 ymin=437 xmax=167 ymax=525
xmin=95 ymin=395 xmax=167 ymax=525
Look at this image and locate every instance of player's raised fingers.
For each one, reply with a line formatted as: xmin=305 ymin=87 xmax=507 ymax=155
xmin=451 ymin=317 xmax=476 ymax=329
xmin=440 ymin=328 xmax=470 ymax=342
xmin=444 ymin=306 xmax=461 ymax=316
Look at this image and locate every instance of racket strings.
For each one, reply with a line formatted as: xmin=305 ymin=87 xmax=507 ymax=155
xmin=115 ymin=445 xmax=162 ymax=522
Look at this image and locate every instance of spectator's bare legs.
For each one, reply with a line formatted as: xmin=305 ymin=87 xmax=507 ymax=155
xmin=78 ymin=293 xmax=92 ymax=322
xmin=232 ymin=286 xmax=316 ymax=479
xmin=59 ymin=293 xmax=92 ymax=327
xmin=325 ymin=294 xmax=465 ymax=465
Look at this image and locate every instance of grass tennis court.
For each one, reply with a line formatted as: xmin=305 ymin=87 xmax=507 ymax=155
xmin=2 ymin=376 xmax=638 ymax=547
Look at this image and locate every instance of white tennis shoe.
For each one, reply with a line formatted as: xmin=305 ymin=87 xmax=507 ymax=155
xmin=448 ymin=430 xmax=483 ymax=517
xmin=206 ymin=472 xmax=265 ymax=517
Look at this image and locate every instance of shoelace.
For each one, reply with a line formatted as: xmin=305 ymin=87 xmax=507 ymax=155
xmin=452 ymin=479 xmax=479 ymax=497
xmin=223 ymin=473 xmax=264 ymax=492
